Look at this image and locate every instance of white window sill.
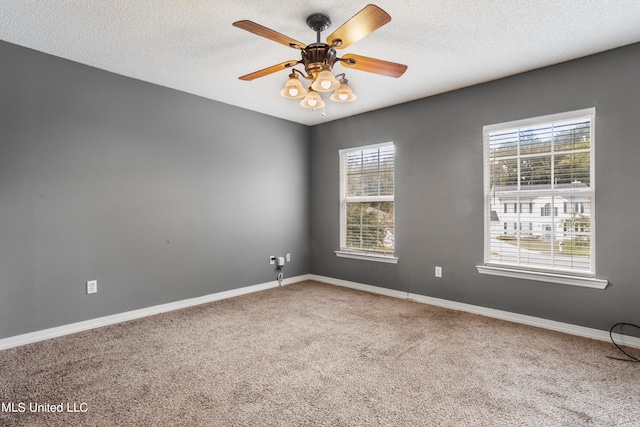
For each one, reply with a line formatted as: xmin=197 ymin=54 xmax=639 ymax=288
xmin=335 ymin=251 xmax=399 ymax=264
xmin=476 ymin=265 xmax=608 ymax=289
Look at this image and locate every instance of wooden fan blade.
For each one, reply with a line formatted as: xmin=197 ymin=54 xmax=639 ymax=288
xmin=339 ymin=54 xmax=407 ymax=78
xmin=233 ymin=20 xmax=306 ymax=50
xmin=326 ymin=5 xmax=391 ymax=49
xmin=238 ymin=60 xmax=300 ymax=81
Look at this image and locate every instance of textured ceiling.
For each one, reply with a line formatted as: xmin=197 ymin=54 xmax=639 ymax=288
xmin=2 ymin=1 xmax=640 ymax=126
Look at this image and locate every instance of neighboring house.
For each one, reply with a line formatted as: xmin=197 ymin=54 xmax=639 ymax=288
xmin=489 ymin=182 xmax=590 ymax=242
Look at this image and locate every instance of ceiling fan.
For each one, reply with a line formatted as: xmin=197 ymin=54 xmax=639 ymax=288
xmin=233 ymin=4 xmax=408 ymax=110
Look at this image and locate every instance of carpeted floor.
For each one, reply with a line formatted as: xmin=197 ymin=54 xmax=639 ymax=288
xmin=1 ymin=280 xmax=639 ymax=426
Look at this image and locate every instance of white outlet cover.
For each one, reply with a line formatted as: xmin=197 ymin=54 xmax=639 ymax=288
xmin=87 ymin=280 xmax=97 ymax=294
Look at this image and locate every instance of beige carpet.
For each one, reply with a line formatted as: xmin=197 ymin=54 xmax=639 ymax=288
xmin=1 ymin=280 xmax=639 ymax=426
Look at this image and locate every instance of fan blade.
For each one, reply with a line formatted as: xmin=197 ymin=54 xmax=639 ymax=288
xmin=233 ymin=20 xmax=306 ymax=50
xmin=339 ymin=54 xmax=407 ymax=78
xmin=238 ymin=60 xmax=300 ymax=81
xmin=326 ymin=5 xmax=391 ymax=49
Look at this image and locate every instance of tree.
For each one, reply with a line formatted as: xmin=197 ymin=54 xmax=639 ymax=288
xmin=562 ymin=213 xmax=590 ymax=235
xmin=346 ymin=201 xmax=394 ymax=252
xmin=489 ymin=127 xmax=590 ymax=189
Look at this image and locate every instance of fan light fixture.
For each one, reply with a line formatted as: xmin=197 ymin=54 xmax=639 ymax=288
xmin=300 ymin=88 xmax=326 ymax=109
xmin=280 ymin=73 xmax=308 ymax=99
xmin=330 ymin=77 xmax=356 ymax=102
xmin=311 ymin=66 xmax=340 ymax=92
xmin=282 ymin=70 xmax=355 ymax=107
xmin=234 ymin=5 xmax=407 ymax=113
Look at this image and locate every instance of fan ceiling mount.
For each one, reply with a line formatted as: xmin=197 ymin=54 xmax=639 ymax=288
xmin=306 ymin=13 xmax=332 ymax=34
xmin=233 ymin=4 xmax=408 ymax=109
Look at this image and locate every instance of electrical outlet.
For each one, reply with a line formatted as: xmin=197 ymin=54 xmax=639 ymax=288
xmin=269 ymin=256 xmax=276 ymax=265
xmin=286 ymin=253 xmax=291 ymax=262
xmin=87 ymin=280 xmax=97 ymax=294
xmin=435 ymin=266 xmax=442 ymax=278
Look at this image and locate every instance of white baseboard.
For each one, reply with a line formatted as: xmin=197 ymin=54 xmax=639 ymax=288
xmin=0 ymin=274 xmax=310 ymax=351
xmin=309 ymin=274 xmax=640 ymax=350
xmin=309 ymin=275 xmax=409 ymax=299
xmin=2 ymin=273 xmax=637 ymax=352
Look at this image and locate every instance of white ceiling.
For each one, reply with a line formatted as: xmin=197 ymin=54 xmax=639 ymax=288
xmin=2 ymin=1 xmax=639 ymax=126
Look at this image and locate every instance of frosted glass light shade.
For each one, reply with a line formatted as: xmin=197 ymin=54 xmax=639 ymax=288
xmin=280 ymin=75 xmax=307 ymax=99
xmin=311 ymin=69 xmax=340 ymax=92
xmin=330 ymin=81 xmax=357 ymax=102
xmin=300 ymin=89 xmax=325 ymax=109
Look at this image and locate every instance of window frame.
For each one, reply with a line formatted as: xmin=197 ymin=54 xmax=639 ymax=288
xmin=476 ymin=108 xmax=607 ymax=289
xmin=335 ymin=141 xmax=398 ymax=264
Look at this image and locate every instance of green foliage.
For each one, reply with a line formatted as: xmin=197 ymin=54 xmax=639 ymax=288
xmin=489 ymin=127 xmax=591 ymax=188
xmin=346 ymin=201 xmax=394 ymax=252
xmin=561 ymin=214 xmax=590 ymax=233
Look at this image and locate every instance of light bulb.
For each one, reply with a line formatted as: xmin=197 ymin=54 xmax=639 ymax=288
xmin=312 ymin=68 xmax=340 ymax=92
xmin=281 ymin=74 xmax=307 ymax=99
xmin=301 ymin=88 xmax=325 ymax=109
xmin=330 ymin=78 xmax=356 ymax=103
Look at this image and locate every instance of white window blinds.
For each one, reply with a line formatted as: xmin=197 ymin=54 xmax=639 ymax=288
xmin=483 ymin=108 xmax=595 ymax=276
xmin=339 ymin=142 xmax=395 ymax=254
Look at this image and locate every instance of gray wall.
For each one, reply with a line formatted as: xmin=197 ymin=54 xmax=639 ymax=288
xmin=2 ymin=38 xmax=638 ymax=341
xmin=0 ymin=41 xmax=310 ymax=339
xmin=310 ymin=43 xmax=640 ymax=332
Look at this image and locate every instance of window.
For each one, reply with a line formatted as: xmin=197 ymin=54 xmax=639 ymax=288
xmin=336 ymin=142 xmax=397 ymax=263
xmin=478 ymin=108 xmax=607 ymax=289
xmin=541 ymin=204 xmax=558 ymax=217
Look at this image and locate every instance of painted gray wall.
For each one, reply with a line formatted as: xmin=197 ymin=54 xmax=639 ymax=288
xmin=2 ymin=38 xmax=638 ymax=341
xmin=0 ymin=41 xmax=310 ymax=339
xmin=310 ymin=43 xmax=640 ymax=332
